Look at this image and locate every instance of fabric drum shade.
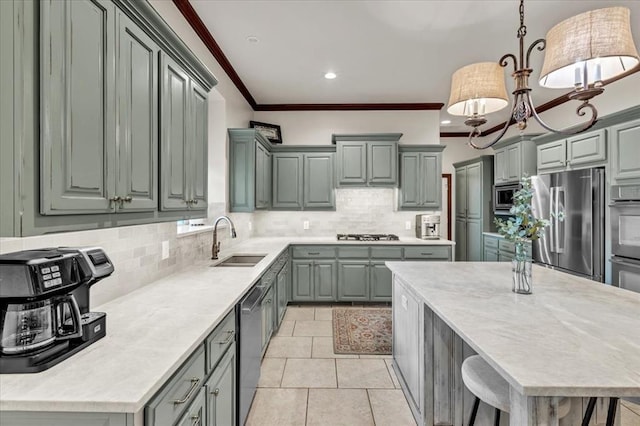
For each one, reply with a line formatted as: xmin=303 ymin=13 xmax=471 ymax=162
xmin=447 ymin=62 xmax=509 ymax=116
xmin=539 ymin=7 xmax=639 ymax=89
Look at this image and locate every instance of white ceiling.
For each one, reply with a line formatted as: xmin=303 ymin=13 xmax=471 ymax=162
xmin=190 ymin=0 xmax=640 ymax=133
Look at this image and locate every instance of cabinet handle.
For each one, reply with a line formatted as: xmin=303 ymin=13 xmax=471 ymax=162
xmin=308 ymin=252 xmax=320 ymax=255
xmin=173 ymin=378 xmax=200 ymax=405
xmin=266 ymin=299 xmax=272 ymax=303
xmin=109 ymin=196 xmax=121 ymax=204
xmin=212 ymin=388 xmax=220 ymax=396
xmin=215 ymin=330 xmax=235 ymax=345
xmin=420 ymin=252 xmax=433 ymax=256
xmin=192 ymin=199 xmax=198 ymax=205
xmin=191 ymin=414 xmax=201 ymax=426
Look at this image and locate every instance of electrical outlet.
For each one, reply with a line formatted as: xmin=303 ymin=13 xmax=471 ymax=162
xmin=248 ymin=221 xmax=252 ymax=231
xmin=405 ymin=220 xmax=412 ymax=230
xmin=303 ymin=221 xmax=310 ymax=230
xmin=162 ymin=240 xmax=170 ymax=260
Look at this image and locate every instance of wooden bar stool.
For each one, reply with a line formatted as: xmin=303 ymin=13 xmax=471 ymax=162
xmin=582 ymin=396 xmax=640 ymax=426
xmin=461 ymin=355 xmax=571 ymax=425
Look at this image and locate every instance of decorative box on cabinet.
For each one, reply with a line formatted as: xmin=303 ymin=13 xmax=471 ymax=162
xmin=228 ymin=129 xmax=273 ymax=212
xmin=491 ymin=134 xmax=539 ymax=184
xmin=398 ymin=145 xmax=445 ymax=210
xmin=334 ymin=133 xmax=401 ymax=187
xmin=454 ymin=156 xmax=494 ymax=261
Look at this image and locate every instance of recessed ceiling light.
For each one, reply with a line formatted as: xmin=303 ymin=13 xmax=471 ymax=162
xmin=441 ymin=120 xmax=452 ymax=125
xmin=247 ymin=36 xmax=259 ymax=43
xmin=324 ymin=72 xmax=337 ymax=80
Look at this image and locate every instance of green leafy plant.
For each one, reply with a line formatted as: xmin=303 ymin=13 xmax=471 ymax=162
xmin=494 ymin=175 xmax=561 ymax=261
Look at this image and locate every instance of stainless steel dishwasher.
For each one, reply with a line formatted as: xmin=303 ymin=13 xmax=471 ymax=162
xmin=237 ymin=281 xmax=266 ymax=426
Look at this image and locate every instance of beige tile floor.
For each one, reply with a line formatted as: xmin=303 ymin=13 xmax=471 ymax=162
xmin=246 ymin=305 xmax=416 ymax=426
xmin=246 ymin=305 xmax=640 ymax=426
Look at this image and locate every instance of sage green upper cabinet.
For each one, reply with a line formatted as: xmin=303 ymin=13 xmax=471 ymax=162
xmin=160 ymin=53 xmax=208 ymax=211
xmin=303 ymin=153 xmax=335 ymax=209
xmin=40 ymin=0 xmax=116 ymax=214
xmin=398 ymin=145 xmax=444 ymax=210
xmin=454 ymin=156 xmax=494 ymax=261
xmin=334 ymin=133 xmax=401 ymax=187
xmin=535 ymin=129 xmax=606 ymax=174
xmin=492 ymin=135 xmax=538 ymax=184
xmin=611 ymin=118 xmax=640 ymax=183
xmin=228 ymin=129 xmax=272 ymax=212
xmin=272 ymin=153 xmax=303 ymax=210
xmin=116 ymin=11 xmax=159 ymax=212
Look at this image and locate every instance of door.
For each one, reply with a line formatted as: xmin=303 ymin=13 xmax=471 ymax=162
xmin=368 ymin=142 xmax=397 ymax=185
xmin=370 ymin=262 xmax=392 ymax=301
xmin=566 ymin=129 xmax=606 ymax=167
xmin=160 ymin=53 xmax=189 ymax=210
xmin=399 ymin=153 xmax=420 ymax=208
xmin=292 ymin=261 xmax=313 ymax=301
xmin=304 ymin=153 xmax=335 ymax=209
xmin=337 ymin=261 xmax=369 ymax=301
xmin=314 ymin=261 xmax=336 ymax=301
xmin=41 ymin=0 xmax=115 ymax=214
xmin=272 ymin=153 xmax=303 ymax=209
xmin=455 ymin=168 xmax=467 ymax=218
xmin=420 ymin=153 xmax=441 ymax=208
xmin=206 ymin=347 xmax=236 ymax=426
xmin=337 ymin=142 xmax=367 ymax=185
xmin=116 ymin=12 xmax=158 ymax=212
xmin=188 ymin=80 xmax=208 ymax=210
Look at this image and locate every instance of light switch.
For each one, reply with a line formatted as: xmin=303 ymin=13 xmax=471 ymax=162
xmin=405 ymin=221 xmax=411 ymax=230
xmin=303 ymin=221 xmax=310 ymax=230
xmin=162 ymin=240 xmax=170 ymax=260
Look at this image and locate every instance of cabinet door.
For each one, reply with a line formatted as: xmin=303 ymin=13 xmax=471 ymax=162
xmin=160 ymin=53 xmax=190 ymax=210
xmin=537 ymin=140 xmax=566 ymax=172
xmin=206 ymin=346 xmax=236 ymax=426
xmin=116 ymin=12 xmax=158 ymax=212
xmin=314 ymin=261 xmax=337 ymax=301
xmin=506 ymin=144 xmax=521 ymax=182
xmin=611 ymin=119 xmax=640 ymax=181
xmin=466 ymin=219 xmax=483 ymax=261
xmin=41 ymin=0 xmax=115 ymax=214
xmin=337 ymin=261 xmax=369 ymax=301
xmin=228 ymin=133 xmax=255 ymax=212
xmin=420 ymin=153 xmax=441 ymax=208
xmin=261 ymin=286 xmax=274 ymax=351
xmin=455 ymin=168 xmax=467 ymax=218
xmin=255 ymin=143 xmax=268 ymax=209
xmin=465 ymin=163 xmax=482 ymax=219
xmin=188 ymin=80 xmax=208 ymax=210
xmin=276 ymin=267 xmax=288 ymax=324
xmin=368 ymin=142 xmax=397 ymax=185
xmin=370 ymin=262 xmax=392 ymax=301
xmin=272 ymin=153 xmax=303 ymax=210
xmin=484 ymin=249 xmax=499 ymax=262
xmin=455 ymin=218 xmax=467 ymax=261
xmin=292 ymin=261 xmax=314 ymax=301
xmin=337 ymin=142 xmax=367 ymax=185
xmin=566 ymin=129 xmax=606 ymax=168
xmin=494 ymin=148 xmax=507 ymax=184
xmin=399 ymin=153 xmax=420 ymax=208
xmin=175 ymin=388 xmax=206 ymax=426
xmin=304 ymin=153 xmax=335 ymax=209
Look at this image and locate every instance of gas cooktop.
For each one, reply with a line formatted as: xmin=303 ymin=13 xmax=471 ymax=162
xmin=336 ymin=234 xmax=400 ymax=241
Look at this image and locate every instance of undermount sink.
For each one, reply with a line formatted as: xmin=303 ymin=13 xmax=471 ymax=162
xmin=211 ymin=255 xmax=266 ymax=267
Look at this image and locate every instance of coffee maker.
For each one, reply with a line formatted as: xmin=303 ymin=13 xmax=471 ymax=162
xmin=415 ymin=214 xmax=441 ymax=239
xmin=0 ymin=247 xmax=113 ymax=373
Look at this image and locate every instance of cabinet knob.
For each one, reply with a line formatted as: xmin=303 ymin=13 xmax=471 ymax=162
xmin=123 ymin=196 xmax=132 ymax=203
xmin=109 ymin=196 xmax=121 ymax=203
xmin=192 ymin=199 xmax=198 ymax=205
xmin=212 ymin=388 xmax=220 ymax=396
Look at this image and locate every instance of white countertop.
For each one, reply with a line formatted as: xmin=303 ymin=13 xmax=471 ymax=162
xmin=386 ymin=261 xmax=640 ymax=397
xmin=0 ymin=236 xmax=453 ymax=413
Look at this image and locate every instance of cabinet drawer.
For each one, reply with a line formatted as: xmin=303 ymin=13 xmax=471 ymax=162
xmin=292 ymin=246 xmax=336 ymax=258
xmin=404 ymin=246 xmax=450 ymax=260
xmin=484 ymin=237 xmax=499 ymax=249
xmin=498 ymin=239 xmax=514 ymax=252
xmin=145 ymin=345 xmax=206 ymax=426
xmin=174 ymin=387 xmax=205 ymax=426
xmin=371 ymin=247 xmax=403 ymax=259
xmin=337 ymin=246 xmax=369 ymax=258
xmin=205 ymin=310 xmax=236 ymax=373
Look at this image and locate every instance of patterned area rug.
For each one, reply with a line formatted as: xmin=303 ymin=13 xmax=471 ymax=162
xmin=332 ymin=307 xmax=392 ymax=355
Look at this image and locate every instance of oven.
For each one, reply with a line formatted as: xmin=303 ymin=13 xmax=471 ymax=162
xmin=610 ymin=184 xmax=640 ymax=292
xmin=493 ymin=182 xmax=521 ymax=215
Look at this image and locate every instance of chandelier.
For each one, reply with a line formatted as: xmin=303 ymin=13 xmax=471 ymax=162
xmin=447 ymin=1 xmax=639 ymax=150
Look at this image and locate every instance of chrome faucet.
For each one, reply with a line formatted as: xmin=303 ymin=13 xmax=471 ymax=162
xmin=212 ymin=216 xmax=237 ymax=260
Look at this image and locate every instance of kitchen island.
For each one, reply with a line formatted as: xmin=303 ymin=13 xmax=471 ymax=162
xmin=0 ymin=236 xmax=454 ymax=425
xmin=387 ymin=261 xmax=640 ymax=426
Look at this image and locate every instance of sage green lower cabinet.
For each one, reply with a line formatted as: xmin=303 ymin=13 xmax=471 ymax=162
xmin=338 ymin=261 xmax=370 ymax=301
xmin=261 ymin=284 xmax=275 ymax=352
xmin=370 ymin=262 xmax=392 ymax=301
xmin=272 ymin=153 xmax=304 ymax=210
xmin=0 ymin=412 xmax=133 ymax=426
xmin=483 ymin=234 xmax=532 ymax=262
xmin=206 ymin=346 xmax=236 ymax=426
xmin=611 ymin=118 xmax=640 ymax=182
xmin=175 ymin=388 xmax=205 ymax=426
xmin=304 ymin=153 xmax=335 ymax=209
xmin=291 ymin=259 xmax=337 ymax=302
xmin=315 ymin=261 xmax=338 ymax=301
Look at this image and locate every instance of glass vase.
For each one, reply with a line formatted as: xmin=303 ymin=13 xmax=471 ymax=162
xmin=512 ymin=241 xmax=532 ymax=294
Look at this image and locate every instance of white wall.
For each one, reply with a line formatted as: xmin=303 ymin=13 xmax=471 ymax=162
xmin=253 ymin=110 xmax=440 ymax=145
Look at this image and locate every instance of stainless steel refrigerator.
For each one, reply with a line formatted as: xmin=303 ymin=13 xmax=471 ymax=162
xmin=531 ymin=168 xmax=605 ymax=281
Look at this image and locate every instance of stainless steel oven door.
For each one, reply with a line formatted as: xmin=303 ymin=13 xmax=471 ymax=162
xmin=610 ymin=201 xmax=640 ymax=259
xmin=611 ymin=256 xmax=640 ymax=293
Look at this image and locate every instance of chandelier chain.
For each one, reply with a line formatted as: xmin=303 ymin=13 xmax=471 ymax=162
xmin=518 ymin=0 xmax=527 ymax=38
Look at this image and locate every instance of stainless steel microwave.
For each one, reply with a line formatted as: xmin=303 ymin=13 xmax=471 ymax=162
xmin=493 ymin=182 xmax=521 ymax=214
